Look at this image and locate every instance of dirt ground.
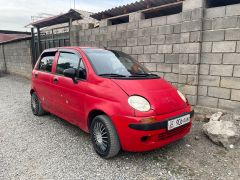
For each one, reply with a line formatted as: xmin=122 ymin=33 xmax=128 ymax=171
xmin=0 ymin=75 xmax=239 ymax=180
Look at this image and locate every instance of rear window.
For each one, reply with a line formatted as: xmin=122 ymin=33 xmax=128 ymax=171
xmin=38 ymin=52 xmax=56 ymax=73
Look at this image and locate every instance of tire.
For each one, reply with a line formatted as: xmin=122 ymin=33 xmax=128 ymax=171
xmin=31 ymin=92 xmax=47 ymax=116
xmin=90 ymin=115 xmax=121 ymax=159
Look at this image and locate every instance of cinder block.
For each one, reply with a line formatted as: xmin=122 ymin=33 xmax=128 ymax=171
xmin=167 ymin=14 xmax=181 ymax=24
xmin=117 ymin=39 xmax=127 ymax=47
xmin=199 ymin=64 xmax=209 ymax=75
xmin=107 ymin=40 xmax=117 ymax=47
xmin=150 ymin=54 xmax=164 ymax=62
xmin=202 ymin=42 xmax=212 ymax=52
xmin=226 ymin=4 xmax=240 ymax=16
xmin=138 ymin=36 xmax=150 ymax=46
xmin=198 ymin=86 xmax=208 ymax=96
xmin=108 ymin=25 xmax=117 ymax=32
xmin=117 ymin=23 xmax=127 ymax=31
xmin=208 ymin=87 xmax=230 ymax=99
xmin=179 ymin=43 xmax=200 ymax=53
xmin=158 ymin=44 xmax=172 ymax=53
xmin=192 ymin=8 xmax=203 ymax=20
xmin=212 ymin=41 xmax=236 ymax=53
xmin=179 ymin=64 xmax=198 ymax=75
xmin=204 ymin=6 xmax=226 ymax=19
xmin=225 ymin=29 xmax=240 ymax=40
xmin=182 ymin=11 xmax=192 ymax=21
xmin=139 ymin=19 xmax=152 ymax=28
xmin=198 ymin=96 xmax=218 ymax=108
xmin=150 ymin=26 xmax=159 ymax=36
xmin=144 ymin=45 xmax=157 ymax=54
xmin=199 ymin=75 xmax=220 ymax=86
xmin=233 ymin=66 xmax=240 ymax=77
xmin=157 ymin=63 xmax=172 ymax=72
xmin=212 ymin=17 xmax=238 ymax=29
xmin=144 ymin=63 xmax=157 ymax=71
xmin=179 ymin=85 xmax=197 ymax=95
xmin=172 ymin=64 xmax=179 ymax=73
xmin=174 ymin=24 xmax=181 ymax=33
xmin=165 ymin=34 xmax=181 ymax=44
xmin=165 ymin=54 xmax=179 ymax=64
xmin=151 ymin=35 xmax=165 ymax=45
xmin=138 ymin=54 xmax=150 ymax=63
xmin=122 ymin=47 xmax=132 ymax=54
xmin=186 ymin=95 xmax=197 ymax=105
xmin=127 ymin=38 xmax=137 ymax=46
xmin=178 ymin=75 xmax=188 ymax=83
xmin=181 ymin=33 xmax=190 ymax=43
xmin=158 ymin=25 xmax=173 ymax=35
xmin=203 ymin=30 xmax=224 ymax=42
xmin=201 ymin=53 xmax=222 ymax=64
xmin=231 ymin=89 xmax=240 ymax=101
xmin=164 ymin=73 xmax=179 ymax=83
xmin=127 ymin=29 xmax=138 ymax=38
xmin=138 ymin=28 xmax=151 ymax=37
xmin=219 ymin=99 xmax=240 ymax=110
xmin=183 ymin=0 xmax=204 ymax=11
xmin=237 ymin=41 xmax=240 ymax=52
xmin=132 ymin=46 xmax=144 ymax=54
xmin=181 ymin=20 xmax=202 ymax=33
xmin=99 ymin=19 xmax=111 ymax=27
xmin=190 ymin=31 xmax=202 ymax=42
xmin=203 ymin=19 xmax=212 ymax=30
xmin=210 ymin=65 xmax=233 ymax=76
xmin=152 ymin=16 xmax=167 ymax=26
xmin=189 ymin=54 xmax=200 ymax=64
xmin=221 ymin=77 xmax=240 ymax=89
xmin=127 ymin=21 xmax=139 ymax=30
xmin=223 ymin=53 xmax=240 ymax=64
xmin=179 ymin=54 xmax=188 ymax=64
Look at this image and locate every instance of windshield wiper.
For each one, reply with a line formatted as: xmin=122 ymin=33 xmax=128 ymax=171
xmin=129 ymin=73 xmax=159 ymax=77
xmin=98 ymin=73 xmax=127 ymax=77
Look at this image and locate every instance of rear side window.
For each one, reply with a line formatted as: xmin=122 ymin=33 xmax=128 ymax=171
xmin=56 ymin=52 xmax=80 ymax=75
xmin=38 ymin=52 xmax=56 ymax=73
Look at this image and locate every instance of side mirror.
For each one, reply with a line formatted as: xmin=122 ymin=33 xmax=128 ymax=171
xmin=78 ymin=67 xmax=86 ymax=80
xmin=63 ymin=68 xmax=78 ymax=84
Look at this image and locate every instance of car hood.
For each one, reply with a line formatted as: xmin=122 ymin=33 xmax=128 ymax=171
xmin=112 ymin=78 xmax=187 ymax=115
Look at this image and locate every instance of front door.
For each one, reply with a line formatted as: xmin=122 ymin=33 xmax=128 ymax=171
xmin=52 ymin=50 xmax=88 ymax=127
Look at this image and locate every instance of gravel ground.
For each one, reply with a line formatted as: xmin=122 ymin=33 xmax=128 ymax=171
xmin=0 ymin=75 xmax=239 ymax=180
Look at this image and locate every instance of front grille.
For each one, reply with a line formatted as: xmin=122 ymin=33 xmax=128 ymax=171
xmin=158 ymin=123 xmax=190 ymax=140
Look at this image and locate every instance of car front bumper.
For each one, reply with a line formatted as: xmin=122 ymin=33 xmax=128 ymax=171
xmin=111 ymin=106 xmax=194 ymax=152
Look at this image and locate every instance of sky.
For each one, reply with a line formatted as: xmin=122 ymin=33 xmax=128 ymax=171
xmin=0 ymin=0 xmax=137 ymax=32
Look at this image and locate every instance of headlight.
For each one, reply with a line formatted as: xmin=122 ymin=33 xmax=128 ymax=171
xmin=177 ymin=90 xmax=187 ymax=102
xmin=128 ymin=96 xmax=151 ymax=112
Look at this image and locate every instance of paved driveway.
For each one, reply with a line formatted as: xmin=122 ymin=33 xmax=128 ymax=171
xmin=0 ymin=75 xmax=239 ymax=180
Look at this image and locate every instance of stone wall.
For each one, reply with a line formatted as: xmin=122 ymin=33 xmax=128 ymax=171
xmin=0 ymin=39 xmax=32 ymax=78
xmin=70 ymin=0 xmax=240 ymax=110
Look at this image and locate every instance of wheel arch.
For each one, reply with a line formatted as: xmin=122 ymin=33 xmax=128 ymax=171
xmin=87 ymin=109 xmax=108 ymax=131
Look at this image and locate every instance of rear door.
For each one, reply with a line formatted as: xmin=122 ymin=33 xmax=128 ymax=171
xmin=33 ymin=51 xmax=57 ymax=111
xmin=52 ymin=49 xmax=88 ymax=126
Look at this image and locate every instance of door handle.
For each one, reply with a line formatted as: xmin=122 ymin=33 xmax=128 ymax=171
xmin=53 ymin=77 xmax=58 ymax=84
xmin=34 ymin=73 xmax=38 ymax=78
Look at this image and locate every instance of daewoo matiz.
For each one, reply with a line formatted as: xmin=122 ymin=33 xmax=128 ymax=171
xmin=31 ymin=47 xmax=194 ymax=158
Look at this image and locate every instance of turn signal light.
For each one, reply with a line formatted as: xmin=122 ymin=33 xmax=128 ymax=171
xmin=140 ymin=117 xmax=157 ymax=124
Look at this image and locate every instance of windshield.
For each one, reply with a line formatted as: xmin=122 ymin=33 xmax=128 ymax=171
xmin=82 ymin=48 xmax=159 ymax=79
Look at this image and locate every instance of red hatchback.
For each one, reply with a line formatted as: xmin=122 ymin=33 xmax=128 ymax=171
xmin=31 ymin=47 xmax=194 ymax=158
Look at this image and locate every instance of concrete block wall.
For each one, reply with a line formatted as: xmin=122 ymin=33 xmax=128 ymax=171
xmin=0 ymin=40 xmax=32 ymax=78
xmin=200 ymin=3 xmax=240 ymax=110
xmin=0 ymin=45 xmax=6 ymax=73
xmin=70 ymin=0 xmax=240 ymax=111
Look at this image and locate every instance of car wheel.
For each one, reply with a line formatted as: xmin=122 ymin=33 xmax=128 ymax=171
xmin=90 ymin=115 xmax=120 ymax=159
xmin=31 ymin=92 xmax=46 ymax=116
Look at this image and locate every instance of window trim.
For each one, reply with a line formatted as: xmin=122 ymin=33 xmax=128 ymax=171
xmin=37 ymin=51 xmax=57 ymax=74
xmin=56 ymin=49 xmax=87 ymax=81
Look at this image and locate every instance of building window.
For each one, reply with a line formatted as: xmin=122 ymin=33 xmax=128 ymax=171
xmin=207 ymin=0 xmax=240 ymax=8
xmin=109 ymin=15 xmax=129 ymax=25
xmin=143 ymin=3 xmax=182 ymax=19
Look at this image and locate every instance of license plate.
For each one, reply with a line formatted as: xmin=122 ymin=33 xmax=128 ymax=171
xmin=168 ymin=114 xmax=191 ymax=131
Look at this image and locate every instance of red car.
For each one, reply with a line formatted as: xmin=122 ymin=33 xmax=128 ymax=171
xmin=31 ymin=47 xmax=194 ymax=158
